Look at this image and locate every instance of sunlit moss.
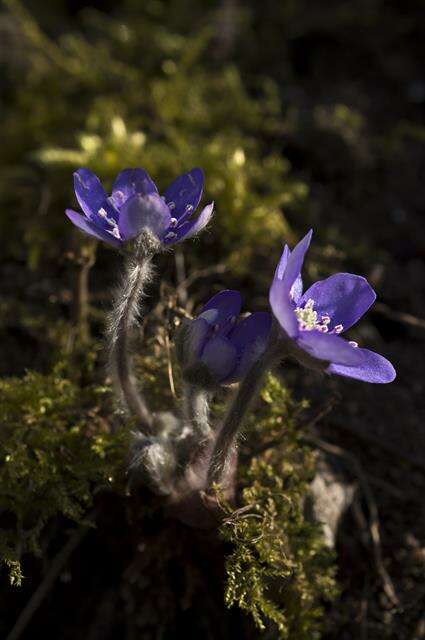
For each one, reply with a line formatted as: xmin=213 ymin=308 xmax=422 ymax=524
xmin=220 ymin=375 xmax=337 ymax=638
xmin=2 ymin=1 xmax=308 ymax=274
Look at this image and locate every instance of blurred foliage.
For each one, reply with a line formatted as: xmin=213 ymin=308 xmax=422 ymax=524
xmin=1 ymin=0 xmax=307 ymax=276
xmin=221 ymin=374 xmax=336 ymax=639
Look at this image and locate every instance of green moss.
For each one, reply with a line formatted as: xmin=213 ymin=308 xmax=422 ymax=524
xmin=0 ymin=353 xmax=336 ymax=637
xmin=0 ymin=364 xmax=127 ymax=584
xmin=220 ymin=375 xmax=337 ymax=638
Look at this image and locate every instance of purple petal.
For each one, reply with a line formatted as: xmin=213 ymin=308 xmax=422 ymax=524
xmin=273 ymin=244 xmax=303 ymax=301
xmin=228 ymin=312 xmax=272 ymax=352
xmin=291 ymin=273 xmax=303 ymax=303
xmin=110 ymin=168 xmax=158 ymax=208
xmin=300 ymin=273 xmax=376 ymax=332
xmin=163 ymin=168 xmax=204 ymax=221
xmin=283 ymin=230 xmax=313 ymax=292
xmin=118 ymin=193 xmax=171 ymax=241
xmin=269 ymin=232 xmax=313 ymax=339
xmin=200 ymin=335 xmax=238 ymax=382
xmin=162 ymin=202 xmax=214 ymax=245
xmin=327 ymin=347 xmax=396 ymax=383
xmin=224 ymin=312 xmax=272 ymax=383
xmin=73 ymin=168 xmax=109 ymax=219
xmin=65 ymin=209 xmax=122 ymax=248
xmin=199 ymin=290 xmax=242 ymax=333
xmin=274 ymin=244 xmax=290 ymax=281
xmin=296 ymin=330 xmax=364 ymax=366
xmin=184 ymin=317 xmax=211 ymax=365
xmin=269 ymin=245 xmax=299 ymax=338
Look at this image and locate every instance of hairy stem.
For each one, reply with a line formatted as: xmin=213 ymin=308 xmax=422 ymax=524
xmin=108 ymin=236 xmax=158 ymax=433
xmin=206 ymin=331 xmax=284 ymax=490
xmin=182 ymin=384 xmax=211 ymax=439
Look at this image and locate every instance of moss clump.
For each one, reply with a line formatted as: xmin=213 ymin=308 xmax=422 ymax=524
xmin=221 ymin=374 xmax=337 ymax=638
xmin=0 ymin=365 xmax=127 ymax=585
xmin=0 ymin=355 xmax=337 ymax=637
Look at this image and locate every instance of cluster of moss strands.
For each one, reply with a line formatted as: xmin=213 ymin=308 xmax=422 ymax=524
xmin=221 ymin=375 xmax=337 ymax=638
xmin=0 ymin=365 xmax=127 ymax=585
xmin=0 ymin=350 xmax=336 ymax=636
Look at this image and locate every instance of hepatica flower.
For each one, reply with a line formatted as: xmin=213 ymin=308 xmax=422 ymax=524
xmin=179 ymin=290 xmax=272 ymax=386
xmin=269 ymin=230 xmax=396 ymax=383
xmin=66 ymin=167 xmax=214 ymax=249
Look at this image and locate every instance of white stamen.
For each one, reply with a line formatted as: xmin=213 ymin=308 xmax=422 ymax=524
xmin=321 ymin=315 xmax=331 ymax=324
xmin=349 ymin=341 xmax=358 ymax=348
xmin=109 ymin=227 xmax=121 ymax=239
xmin=164 ymin=231 xmax=177 ymax=240
xmin=98 ymin=207 xmax=118 ymax=228
xmin=333 ymin=324 xmax=344 ymax=334
xmin=185 ymin=204 xmax=194 ymax=213
xmin=169 ymin=217 xmax=178 ymax=227
xmin=168 ymin=201 xmax=176 ymax=210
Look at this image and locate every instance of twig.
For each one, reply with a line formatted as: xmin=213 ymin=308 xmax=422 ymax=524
xmin=412 ymin=615 xmax=425 ymax=640
xmin=164 ymin=329 xmax=176 ymax=398
xmin=359 ymin=583 xmax=369 ymax=640
xmin=175 ymin=263 xmax=227 ymax=302
xmin=174 ymin=248 xmax=188 ymax=307
xmin=71 ymin=239 xmax=96 ymax=345
xmin=245 ymin=395 xmax=339 ymax=460
xmin=334 ymin=421 xmax=425 ymax=476
xmin=374 ymin=302 xmax=425 ymax=331
xmin=304 ymin=434 xmax=399 ymax=607
xmin=299 ymin=394 xmax=340 ymax=429
xmin=367 ymin=476 xmax=405 ymax=500
xmin=6 ymin=518 xmax=94 ymax=640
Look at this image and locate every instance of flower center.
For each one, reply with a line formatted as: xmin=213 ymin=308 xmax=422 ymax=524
xmin=294 ymin=298 xmax=343 ymax=334
xmin=97 ymin=207 xmax=121 ymax=239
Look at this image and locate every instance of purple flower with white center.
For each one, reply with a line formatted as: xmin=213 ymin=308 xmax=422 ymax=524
xmin=179 ymin=290 xmax=272 ymax=387
xmin=65 ymin=167 xmax=214 ymax=249
xmin=269 ymin=230 xmax=396 ymax=383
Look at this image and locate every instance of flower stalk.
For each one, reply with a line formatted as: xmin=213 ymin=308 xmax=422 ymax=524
xmin=182 ymin=383 xmax=211 ymax=440
xmin=108 ymin=233 xmax=159 ymax=433
xmin=206 ymin=324 xmax=284 ymax=491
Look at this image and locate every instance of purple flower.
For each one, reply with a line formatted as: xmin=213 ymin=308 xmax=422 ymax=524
xmin=269 ymin=230 xmax=396 ymax=383
xmin=179 ymin=290 xmax=272 ymax=386
xmin=66 ymin=167 xmax=214 ymax=249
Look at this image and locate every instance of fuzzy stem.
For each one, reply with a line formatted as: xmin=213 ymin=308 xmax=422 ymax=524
xmin=172 ymin=385 xmax=212 ymax=471
xmin=108 ymin=235 xmax=158 ymax=433
xmin=206 ymin=329 xmax=284 ymax=490
xmin=182 ymin=384 xmax=211 ymax=439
